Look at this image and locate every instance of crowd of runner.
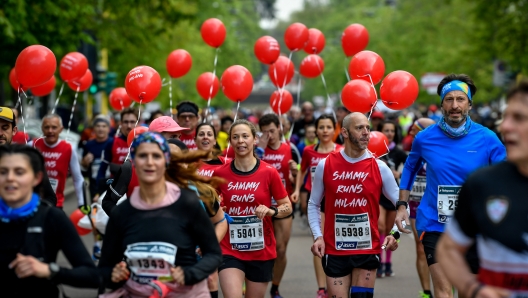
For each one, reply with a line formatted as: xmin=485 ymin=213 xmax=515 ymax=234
xmin=0 ymin=74 xmax=527 ymax=298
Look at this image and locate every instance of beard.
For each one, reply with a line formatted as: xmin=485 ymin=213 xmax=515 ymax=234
xmin=347 ymin=130 xmax=368 ymax=150
xmin=442 ymin=108 xmax=469 ymax=127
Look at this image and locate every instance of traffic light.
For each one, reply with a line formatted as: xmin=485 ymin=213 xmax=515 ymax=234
xmin=89 ymin=69 xmax=118 ymax=94
xmin=105 ymin=72 xmax=117 ymax=93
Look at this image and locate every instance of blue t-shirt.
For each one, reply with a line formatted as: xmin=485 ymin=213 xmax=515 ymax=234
xmin=83 ymin=137 xmax=114 ymax=180
xmin=400 ymin=121 xmax=506 ymax=233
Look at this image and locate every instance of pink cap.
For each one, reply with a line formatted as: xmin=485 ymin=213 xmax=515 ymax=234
xmin=149 ymin=116 xmax=189 ymax=133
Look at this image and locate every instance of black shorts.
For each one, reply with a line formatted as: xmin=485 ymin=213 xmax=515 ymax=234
xmin=379 ymin=195 xmax=396 ymax=211
xmin=421 ymin=232 xmax=479 ymax=273
xmin=272 ymin=212 xmax=294 ymax=221
xmin=218 ymin=255 xmax=275 ymax=283
xmin=322 ymin=254 xmax=380 ymax=278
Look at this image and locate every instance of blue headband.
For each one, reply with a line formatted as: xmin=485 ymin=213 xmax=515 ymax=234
xmin=440 ymin=80 xmax=472 ymax=102
xmin=130 ymin=131 xmax=171 ymax=166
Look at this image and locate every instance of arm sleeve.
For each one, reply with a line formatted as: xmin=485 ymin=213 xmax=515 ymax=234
xmin=50 ymin=208 xmax=101 ymax=288
xmin=445 ymin=180 xmax=477 ymax=246
xmin=487 ymin=133 xmax=507 ymax=164
xmin=69 ymin=149 xmax=85 ymax=206
xmin=40 ymin=171 xmax=57 ymax=206
xmin=308 ymin=159 xmax=325 ymax=240
xmin=98 ymin=210 xmax=126 ymax=289
xmin=376 ymin=160 xmax=399 ymax=206
xmin=186 ymin=197 xmax=222 ymax=285
xmin=399 ymin=134 xmax=425 ymax=190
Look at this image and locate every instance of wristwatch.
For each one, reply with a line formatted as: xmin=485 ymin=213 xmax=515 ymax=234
xmin=270 ymin=206 xmax=279 ymax=217
xmin=396 ymin=201 xmax=408 ymax=209
xmin=48 ymin=262 xmax=60 ymax=280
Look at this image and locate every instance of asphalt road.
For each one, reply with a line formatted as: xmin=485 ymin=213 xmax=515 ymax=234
xmin=59 ymin=181 xmax=442 ymax=298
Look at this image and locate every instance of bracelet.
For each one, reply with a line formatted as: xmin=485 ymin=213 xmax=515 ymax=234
xmin=469 ymin=283 xmax=484 ymax=298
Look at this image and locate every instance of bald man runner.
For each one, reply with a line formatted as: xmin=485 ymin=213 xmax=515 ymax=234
xmin=308 ymin=112 xmax=400 ymax=298
xmin=407 ymin=118 xmax=436 ymax=298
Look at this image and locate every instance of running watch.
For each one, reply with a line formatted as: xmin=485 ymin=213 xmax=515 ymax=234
xmin=270 ymin=206 xmax=279 ymax=217
xmin=396 ymin=201 xmax=408 ymax=209
xmin=48 ymin=262 xmax=60 ymax=280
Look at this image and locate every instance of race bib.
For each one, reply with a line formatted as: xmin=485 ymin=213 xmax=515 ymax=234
xmin=91 ymin=159 xmax=101 ymax=180
xmin=229 ymin=215 xmax=264 ymax=251
xmin=49 ymin=178 xmax=58 ymax=193
xmin=124 ymin=242 xmax=177 ymax=284
xmin=335 ymin=213 xmax=372 ymax=250
xmin=310 ymin=166 xmax=317 ymax=185
xmin=410 ymin=175 xmax=426 ymax=201
xmin=437 ymin=185 xmax=461 ymax=223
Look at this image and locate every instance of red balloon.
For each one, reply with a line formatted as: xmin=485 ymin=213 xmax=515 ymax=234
xmin=31 ymin=76 xmax=56 ymax=97
xmin=201 ymin=18 xmax=226 ymax=48
xmin=341 ymin=79 xmax=377 ymax=113
xmin=254 ymin=36 xmax=280 ymax=65
xmin=109 ymin=87 xmax=133 ymax=111
xmin=221 ymin=65 xmax=253 ymax=102
xmin=67 ymin=69 xmax=93 ymax=92
xmin=380 ymin=70 xmax=420 ymax=110
xmin=125 ymin=66 xmax=162 ymax=104
xmin=196 ymin=72 xmax=220 ymax=100
xmin=349 ymin=50 xmax=385 ymax=85
xmin=300 ymin=55 xmax=324 ymax=78
xmin=166 ymin=49 xmax=192 ymax=79
xmin=284 ymin=23 xmax=309 ymax=51
xmin=270 ymin=90 xmax=293 ymax=114
xmin=303 ymin=28 xmax=326 ymax=54
xmin=268 ymin=56 xmax=294 ymax=88
xmin=368 ymin=131 xmax=389 ymax=158
xmin=15 ymin=45 xmax=56 ymax=88
xmin=9 ymin=68 xmax=29 ymax=91
xmin=69 ymin=209 xmax=91 ymax=236
xmin=59 ymin=52 xmax=88 ymax=82
xmin=127 ymin=126 xmax=149 ymax=147
xmin=341 ymin=24 xmax=369 ymax=57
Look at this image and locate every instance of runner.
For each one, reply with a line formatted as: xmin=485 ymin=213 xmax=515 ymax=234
xmin=257 ymin=113 xmax=301 ymax=298
xmin=377 ymin=120 xmax=408 ymax=278
xmin=0 ymin=107 xmax=56 ymax=206
xmin=395 ymin=74 xmax=507 ymax=298
xmin=437 ymin=81 xmax=528 ymax=297
xmin=214 ymin=119 xmax=292 ymax=298
xmin=195 ymin=123 xmax=228 ymax=178
xmin=291 ymin=114 xmax=342 ymax=298
xmin=149 ymin=115 xmax=189 ymax=140
xmin=99 ymin=132 xmax=222 ymax=297
xmin=34 ymin=114 xmax=85 ymax=209
xmin=11 ymin=107 xmax=32 ymax=145
xmin=308 ymin=112 xmax=399 ymax=298
xmin=407 ymin=118 xmax=436 ymax=298
xmin=0 ymin=144 xmax=99 ymax=297
xmin=176 ymin=101 xmax=200 ymax=150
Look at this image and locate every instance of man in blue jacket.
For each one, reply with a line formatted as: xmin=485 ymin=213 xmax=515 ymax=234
xmin=394 ymin=74 xmax=506 ymax=298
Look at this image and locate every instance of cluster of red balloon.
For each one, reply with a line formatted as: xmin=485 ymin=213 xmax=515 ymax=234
xmin=10 ymin=45 xmax=57 ymax=97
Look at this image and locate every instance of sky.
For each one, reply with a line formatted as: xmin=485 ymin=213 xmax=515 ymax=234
xmin=260 ymin=0 xmax=304 ymax=29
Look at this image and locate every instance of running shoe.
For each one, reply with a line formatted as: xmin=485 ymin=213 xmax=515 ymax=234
xmin=385 ymin=263 xmax=395 ymax=277
xmin=271 ymin=290 xmax=283 ymax=298
xmin=376 ymin=263 xmax=384 ymax=278
xmin=316 ymin=289 xmax=327 ymax=298
xmin=419 ymin=291 xmax=432 ymax=298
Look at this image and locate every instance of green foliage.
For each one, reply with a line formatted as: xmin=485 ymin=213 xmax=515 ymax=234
xmin=274 ymin=0 xmax=503 ymax=104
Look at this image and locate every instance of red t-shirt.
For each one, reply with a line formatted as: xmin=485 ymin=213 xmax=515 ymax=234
xmin=180 ymin=132 xmax=197 ymax=151
xmin=12 ymin=131 xmax=30 ymax=144
xmin=322 ymin=152 xmax=382 ymax=255
xmin=300 ymin=143 xmax=343 ymax=191
xmin=261 ymin=142 xmax=293 ymax=197
xmin=111 ymin=137 xmax=129 ymax=164
xmin=198 ymin=156 xmax=228 ymax=178
xmin=34 ymin=139 xmax=72 ymax=207
xmin=214 ymin=160 xmax=288 ymax=261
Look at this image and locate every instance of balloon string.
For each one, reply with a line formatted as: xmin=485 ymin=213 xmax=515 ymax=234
xmin=204 ymin=48 xmax=220 ymax=123
xmin=51 ymin=83 xmax=65 ymax=114
xmin=287 ymin=72 xmax=302 ymax=142
xmin=17 ymin=87 xmax=28 ymax=144
xmin=169 ymin=78 xmax=173 ymax=119
xmin=224 ymin=100 xmax=241 ymax=159
xmin=280 ymin=51 xmax=293 ymax=91
xmin=360 ymin=74 xmax=379 ymax=121
xmin=373 ymin=140 xmax=391 ymax=159
xmin=114 ymin=124 xmax=121 ymax=138
xmin=344 ymin=57 xmax=351 ymax=82
xmin=66 ymin=85 xmax=80 ymax=135
xmin=315 ymin=57 xmax=337 ymax=123
xmin=125 ymin=99 xmax=143 ymax=162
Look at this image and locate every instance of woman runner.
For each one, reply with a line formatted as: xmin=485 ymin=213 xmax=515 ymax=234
xmin=195 ymin=123 xmax=229 ymax=178
xmin=214 ymin=120 xmax=292 ymax=298
xmin=292 ymin=114 xmax=343 ymax=298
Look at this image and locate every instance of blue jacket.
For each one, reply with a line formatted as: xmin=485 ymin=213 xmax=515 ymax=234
xmin=400 ymin=121 xmax=506 ymax=233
